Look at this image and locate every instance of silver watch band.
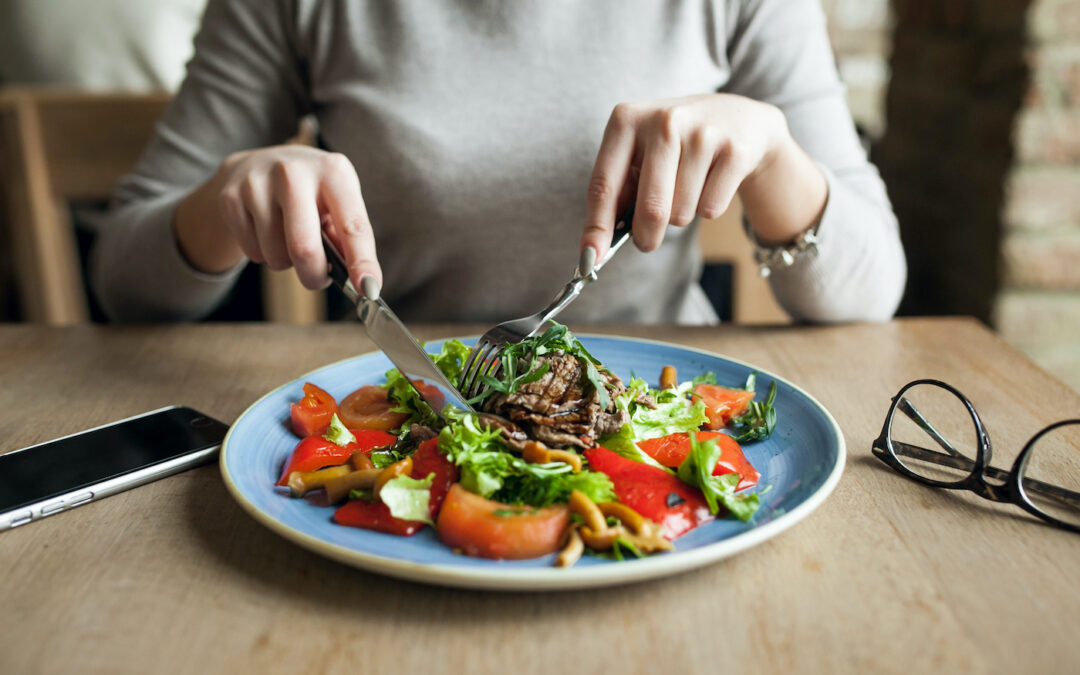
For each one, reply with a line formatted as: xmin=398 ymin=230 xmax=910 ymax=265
xmin=744 ymin=219 xmax=821 ymax=278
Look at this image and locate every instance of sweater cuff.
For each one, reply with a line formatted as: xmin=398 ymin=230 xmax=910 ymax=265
xmin=759 ymin=164 xmax=905 ymax=322
xmin=91 ymin=193 xmax=246 ymax=321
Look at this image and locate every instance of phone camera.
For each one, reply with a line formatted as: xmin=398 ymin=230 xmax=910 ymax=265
xmin=190 ymin=417 xmax=213 ymax=428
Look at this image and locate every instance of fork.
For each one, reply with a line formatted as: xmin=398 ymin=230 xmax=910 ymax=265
xmin=458 ymin=204 xmax=635 ymax=402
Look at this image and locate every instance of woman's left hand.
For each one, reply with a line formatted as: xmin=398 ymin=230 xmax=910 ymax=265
xmin=580 ymin=93 xmax=826 ymax=262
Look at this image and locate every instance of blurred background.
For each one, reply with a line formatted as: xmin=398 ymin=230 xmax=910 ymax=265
xmin=0 ymin=0 xmax=1077 ymax=390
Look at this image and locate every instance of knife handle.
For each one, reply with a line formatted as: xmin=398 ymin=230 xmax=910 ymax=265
xmin=321 ymin=233 xmax=359 ymax=304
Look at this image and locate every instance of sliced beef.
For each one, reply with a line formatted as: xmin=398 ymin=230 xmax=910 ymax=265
xmin=477 ymin=413 xmax=530 ymax=453
xmin=480 ymin=351 xmax=643 ymax=449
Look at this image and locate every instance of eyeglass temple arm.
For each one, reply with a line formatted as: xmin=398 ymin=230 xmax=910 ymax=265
xmin=897 ymin=398 xmax=967 ymax=459
xmin=892 ymin=441 xmax=1080 ymax=509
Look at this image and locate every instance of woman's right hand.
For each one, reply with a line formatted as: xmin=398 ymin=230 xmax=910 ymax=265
xmin=174 ymin=145 xmax=381 ymax=292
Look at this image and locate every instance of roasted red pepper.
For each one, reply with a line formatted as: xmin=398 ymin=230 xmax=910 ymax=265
xmin=584 ymin=446 xmax=713 ymax=540
xmin=637 ymin=431 xmax=760 ymax=491
xmin=276 ymin=428 xmax=396 ymax=486
xmin=289 ymin=383 xmax=338 ymax=437
xmin=409 ymin=438 xmax=458 ymax=519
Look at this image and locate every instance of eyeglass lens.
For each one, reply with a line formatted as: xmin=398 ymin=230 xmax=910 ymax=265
xmin=888 ymin=383 xmax=979 ymax=483
xmin=1020 ymin=421 xmax=1080 ymax=528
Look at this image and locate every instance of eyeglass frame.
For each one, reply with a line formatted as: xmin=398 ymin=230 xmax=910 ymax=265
xmin=871 ymin=378 xmax=1080 ymax=535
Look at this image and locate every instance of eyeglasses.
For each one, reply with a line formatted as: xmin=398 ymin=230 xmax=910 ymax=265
xmin=871 ymin=379 xmax=1080 ymax=534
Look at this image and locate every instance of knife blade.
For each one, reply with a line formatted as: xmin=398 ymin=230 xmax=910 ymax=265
xmin=321 ymin=234 xmax=474 ymax=415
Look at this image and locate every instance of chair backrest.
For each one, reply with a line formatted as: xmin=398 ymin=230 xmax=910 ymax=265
xmin=0 ymin=88 xmax=170 ymax=324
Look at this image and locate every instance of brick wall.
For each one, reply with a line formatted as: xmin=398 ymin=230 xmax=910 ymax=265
xmin=996 ymin=0 xmax=1080 ymax=390
xmin=872 ymin=0 xmax=1080 ymax=391
xmin=820 ymin=0 xmax=894 ymax=137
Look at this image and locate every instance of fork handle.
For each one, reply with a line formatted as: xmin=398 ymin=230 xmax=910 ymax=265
xmin=597 ymin=203 xmax=635 ymax=273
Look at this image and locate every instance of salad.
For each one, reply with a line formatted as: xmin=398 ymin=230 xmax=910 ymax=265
xmin=276 ymin=324 xmax=776 ymax=566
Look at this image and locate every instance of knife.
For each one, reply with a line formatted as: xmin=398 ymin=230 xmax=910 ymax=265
xmin=321 ymin=234 xmax=474 ymax=415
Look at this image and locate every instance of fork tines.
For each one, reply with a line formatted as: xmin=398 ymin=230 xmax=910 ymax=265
xmin=458 ymin=339 xmax=504 ymax=402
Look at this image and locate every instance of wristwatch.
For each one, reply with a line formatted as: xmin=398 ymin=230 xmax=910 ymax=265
xmin=744 ymin=218 xmax=821 ymax=278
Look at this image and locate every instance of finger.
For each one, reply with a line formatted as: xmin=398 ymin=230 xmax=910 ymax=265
xmin=273 ymin=163 xmax=331 ymax=290
xmin=244 ymin=175 xmax=289 ymax=270
xmin=243 ymin=174 xmax=291 ymax=268
xmin=219 ymin=182 xmax=263 ymax=263
xmin=670 ymin=126 xmax=716 ymax=227
xmin=698 ymin=141 xmax=745 ymax=222
xmin=582 ymin=104 xmax=638 ymax=262
xmin=633 ymin=116 xmax=681 ymax=251
xmin=319 ymin=153 xmax=381 ymax=289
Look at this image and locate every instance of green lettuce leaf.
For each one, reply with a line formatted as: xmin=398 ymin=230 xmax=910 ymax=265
xmin=596 ymin=377 xmax=709 ymax=471
xmin=383 ymin=339 xmax=472 ymax=432
xmin=676 ymin=433 xmax=760 ymax=521
xmin=437 ymin=409 xmax=615 ymax=507
xmin=378 ymin=473 xmax=435 ymax=525
xmin=322 ymin=413 xmax=356 ymax=447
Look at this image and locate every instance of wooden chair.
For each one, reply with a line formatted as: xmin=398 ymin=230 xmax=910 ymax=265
xmin=698 ymin=198 xmax=789 ymax=324
xmin=0 ymin=87 xmax=323 ymax=324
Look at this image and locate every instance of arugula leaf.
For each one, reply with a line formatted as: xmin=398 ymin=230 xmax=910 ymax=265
xmin=676 ymin=433 xmax=760 ymax=521
xmin=691 ymin=371 xmax=718 ymax=386
xmin=378 ymin=473 xmax=435 ymax=525
xmin=467 ymin=322 xmax=611 ymax=409
xmin=322 ymin=413 xmax=355 ymax=447
xmin=730 ymin=379 xmax=778 ymax=443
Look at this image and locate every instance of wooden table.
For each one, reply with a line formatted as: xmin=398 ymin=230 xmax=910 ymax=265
xmin=1 ymin=319 xmax=1077 ymax=674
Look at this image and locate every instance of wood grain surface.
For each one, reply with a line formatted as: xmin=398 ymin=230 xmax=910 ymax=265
xmin=1 ymin=319 xmax=1077 ymax=675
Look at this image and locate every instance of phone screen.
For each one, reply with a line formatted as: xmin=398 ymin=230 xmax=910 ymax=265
xmin=0 ymin=407 xmax=229 ymax=512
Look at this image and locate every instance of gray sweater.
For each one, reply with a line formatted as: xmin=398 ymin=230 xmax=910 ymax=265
xmin=92 ymin=0 xmax=906 ymax=323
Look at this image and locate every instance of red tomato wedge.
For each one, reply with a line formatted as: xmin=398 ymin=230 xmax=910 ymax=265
xmin=410 ymin=380 xmax=446 ymax=412
xmin=338 ymin=385 xmax=409 ymax=431
xmin=276 ymin=428 xmax=396 ymax=486
xmin=637 ymin=431 xmax=760 ymax=491
xmin=333 ymin=437 xmax=458 ymax=535
xmin=693 ymin=384 xmax=754 ymax=430
xmin=584 ymin=446 xmax=713 ymax=540
xmin=436 ymin=484 xmax=570 ymax=560
xmin=289 ymin=383 xmax=338 ymax=437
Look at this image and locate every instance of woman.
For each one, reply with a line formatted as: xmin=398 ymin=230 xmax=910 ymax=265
xmin=92 ymin=0 xmax=905 ymax=323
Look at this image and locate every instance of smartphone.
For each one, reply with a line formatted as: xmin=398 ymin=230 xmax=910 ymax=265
xmin=0 ymin=406 xmax=229 ymax=531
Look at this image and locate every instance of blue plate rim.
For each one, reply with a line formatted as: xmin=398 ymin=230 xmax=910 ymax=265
xmin=219 ymin=334 xmax=846 ymax=591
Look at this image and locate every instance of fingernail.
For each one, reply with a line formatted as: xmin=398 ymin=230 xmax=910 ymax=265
xmin=360 ymin=275 xmax=380 ymax=301
xmin=578 ymin=247 xmax=597 ymax=278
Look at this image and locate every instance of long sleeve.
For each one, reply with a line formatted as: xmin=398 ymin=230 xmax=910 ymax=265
xmin=90 ymin=0 xmax=307 ymax=321
xmin=724 ymin=0 xmax=906 ymax=322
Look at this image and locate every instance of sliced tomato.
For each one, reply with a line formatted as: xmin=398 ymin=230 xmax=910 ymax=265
xmin=410 ymin=379 xmax=446 ymax=412
xmin=338 ymin=385 xmax=409 ymax=431
xmin=436 ymin=484 xmax=570 ymax=560
xmin=410 ymin=438 xmax=458 ymax=519
xmin=333 ymin=500 xmax=424 ymax=536
xmin=693 ymin=384 xmax=754 ymax=430
xmin=584 ymin=446 xmax=713 ymax=540
xmin=276 ymin=428 xmax=395 ymax=486
xmin=289 ymin=383 xmax=338 ymax=437
xmin=637 ymin=431 xmax=760 ymax=491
